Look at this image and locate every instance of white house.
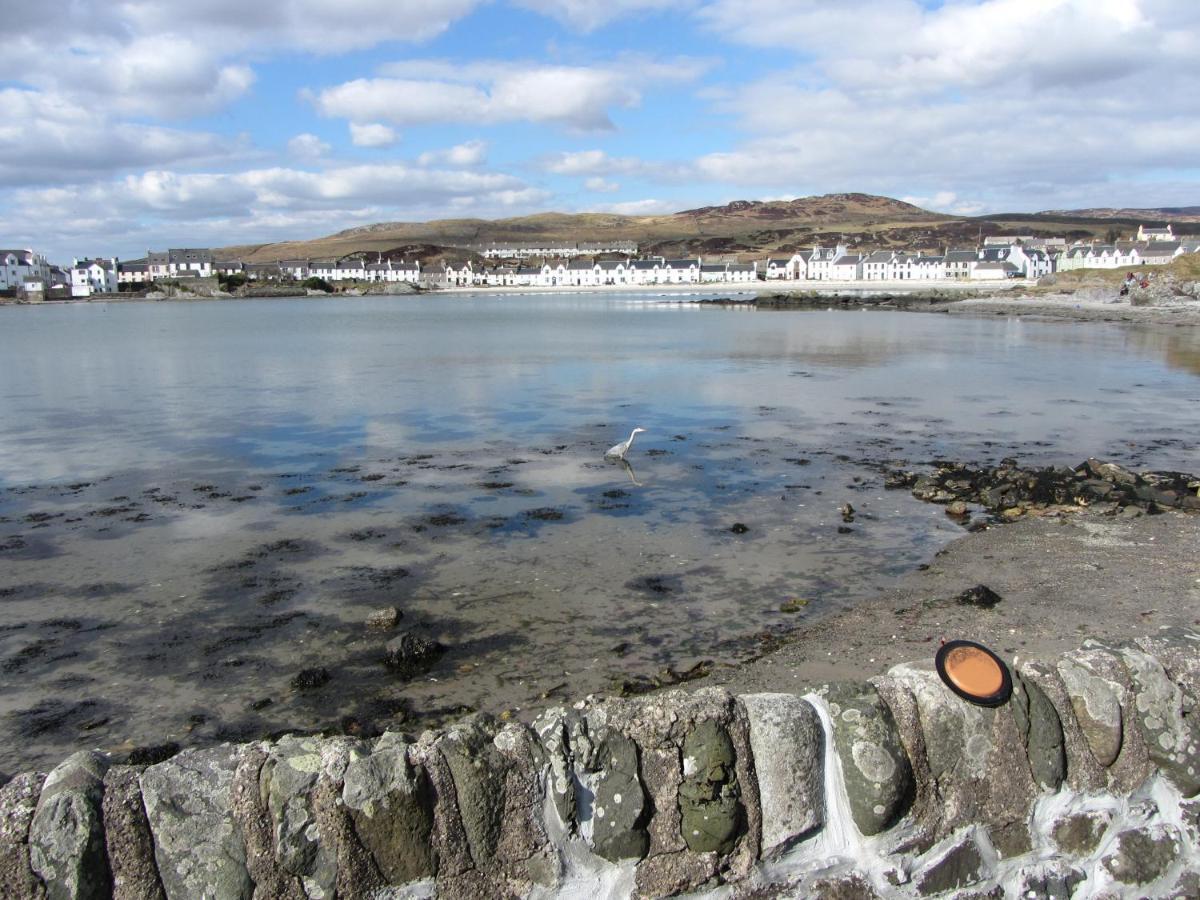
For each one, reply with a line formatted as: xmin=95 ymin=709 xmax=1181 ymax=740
xmin=804 ymin=246 xmax=843 ymax=281
xmin=663 ymin=259 xmax=701 ymax=283
xmin=1 ymin=249 xmax=51 ymax=292
xmin=911 ymin=255 xmax=946 ymax=280
xmin=1140 ymin=242 xmax=1183 ymax=265
xmin=763 ymin=258 xmax=793 ymax=280
xmin=627 ymin=259 xmax=662 ymax=285
xmin=971 ymin=261 xmax=1019 ymax=280
xmin=1084 ymin=245 xmax=1118 ymax=269
xmin=539 ymin=261 xmax=568 ymax=286
xmin=1137 ymin=224 xmax=1175 ymax=242
xmin=829 ymin=253 xmax=863 ymax=281
xmin=147 ymin=248 xmax=214 ymax=279
xmin=862 ymin=250 xmax=893 ymax=281
xmin=944 ymin=249 xmax=976 ymax=280
xmin=728 ymin=263 xmax=756 ymax=283
xmin=71 ymin=257 xmax=118 ymax=296
xmin=597 ymin=260 xmax=628 ymax=284
xmin=118 ymin=260 xmax=151 ymax=286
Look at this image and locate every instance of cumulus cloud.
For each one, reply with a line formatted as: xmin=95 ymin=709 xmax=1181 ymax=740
xmin=512 ymin=0 xmax=687 ymax=31
xmin=314 ymin=56 xmax=708 ymax=131
xmin=598 ymin=198 xmax=678 ymax=215
xmin=686 ymin=0 xmax=1200 ymax=208
xmin=0 ymin=89 xmax=237 ymax=186
xmin=584 ymin=177 xmax=621 ymax=193
xmin=349 ymin=123 xmax=399 ymax=148
xmin=288 ymin=133 xmax=331 ymax=159
xmin=8 ymin=162 xmax=552 ymax=258
xmin=417 ymin=140 xmax=488 ymax=167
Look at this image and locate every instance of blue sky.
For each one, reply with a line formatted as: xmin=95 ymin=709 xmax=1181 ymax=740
xmin=3 ymin=0 xmax=1199 ymax=261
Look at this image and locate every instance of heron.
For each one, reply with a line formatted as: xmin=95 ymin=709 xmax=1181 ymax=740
xmin=605 ymin=427 xmax=646 ymax=461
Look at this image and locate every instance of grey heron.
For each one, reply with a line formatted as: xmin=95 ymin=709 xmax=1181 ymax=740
xmin=605 ymin=427 xmax=646 ymax=461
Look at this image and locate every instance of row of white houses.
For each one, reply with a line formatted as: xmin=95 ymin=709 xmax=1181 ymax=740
xmin=441 ymin=257 xmax=757 ymax=287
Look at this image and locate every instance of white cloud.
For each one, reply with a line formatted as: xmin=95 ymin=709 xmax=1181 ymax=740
xmin=513 ymin=0 xmax=687 ymax=31
xmin=584 ymin=177 xmax=620 ymax=193
xmin=349 ymin=123 xmax=399 ymax=148
xmin=0 ymin=89 xmax=238 ymax=186
xmin=314 ymin=56 xmax=708 ymax=131
xmin=288 ymin=133 xmax=331 ymax=159
xmin=598 ymin=198 xmax=677 ymax=215
xmin=417 ymin=140 xmax=488 ymax=167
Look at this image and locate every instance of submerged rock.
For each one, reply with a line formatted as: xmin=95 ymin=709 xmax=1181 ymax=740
xmin=384 ymin=631 xmax=446 ymax=678
xmin=364 ymin=607 xmax=402 ymax=630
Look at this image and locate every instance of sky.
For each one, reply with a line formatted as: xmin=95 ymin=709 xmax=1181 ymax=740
xmin=3 ymin=0 xmax=1200 ymax=262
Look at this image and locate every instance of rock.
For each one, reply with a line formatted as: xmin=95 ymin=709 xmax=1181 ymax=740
xmin=229 ymin=746 xmax=306 ymax=900
xmin=820 ymin=682 xmax=913 ymax=836
xmin=437 ymin=714 xmax=507 ymax=867
xmin=729 ymin=522 xmax=749 ymax=534
xmin=839 ymin=503 xmax=854 ymax=523
xmin=1081 ymin=458 xmax=1138 ymax=486
xmin=342 ymin=738 xmax=436 ymax=881
xmin=945 ymin=501 xmax=969 ymax=518
xmin=532 ymin=707 xmax=577 ymax=833
xmin=585 ymin=725 xmax=648 ymax=862
xmin=0 ymin=771 xmax=47 ymax=898
xmin=384 ymin=631 xmax=446 ymax=678
xmin=678 ymin=719 xmax=741 ymax=855
xmin=1136 ymin=627 xmax=1200 ymax=702
xmin=102 ymin=766 xmax=166 ymax=900
xmin=29 ymin=750 xmax=111 ymax=900
xmin=365 ymin=607 xmax=402 ymax=630
xmin=955 ymin=585 xmax=1002 ymax=609
xmin=1056 ymin=650 xmax=1124 ymax=767
xmin=1009 ymin=670 xmax=1066 ymax=790
xmin=127 ymin=744 xmax=179 ymax=767
xmin=140 ymin=745 xmax=252 ymax=900
xmin=915 ymin=835 xmax=985 ymax=895
xmin=1017 ymin=861 xmax=1085 ymax=900
xmin=1116 ymin=645 xmax=1200 ymax=796
xmin=260 ymin=735 xmax=338 ymax=894
xmin=779 ymin=598 xmax=809 ymax=613
xmin=809 ymin=874 xmax=882 ymax=899
xmin=885 ymin=663 xmax=1036 ymax=839
xmin=740 ymin=693 xmax=823 ymax=855
xmin=1100 ymin=824 xmax=1181 ymax=885
xmin=291 ymin=666 xmax=330 ymax=689
xmin=1050 ymin=809 xmax=1111 ymax=856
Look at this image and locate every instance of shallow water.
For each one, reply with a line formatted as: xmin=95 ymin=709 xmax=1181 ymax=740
xmin=1 ymin=293 xmax=1198 ymax=770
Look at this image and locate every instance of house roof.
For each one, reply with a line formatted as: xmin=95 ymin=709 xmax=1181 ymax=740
xmin=629 ymin=260 xmax=659 ymax=270
xmin=975 ymin=261 xmax=1018 ymax=271
xmin=945 ymin=250 xmax=977 ymax=262
xmin=834 ymin=255 xmax=862 ymax=265
xmin=598 ymin=261 xmax=624 ymax=270
xmin=701 ymin=264 xmax=727 ymax=272
xmin=1143 ymin=242 xmax=1180 ymax=254
xmin=665 ymin=259 xmax=699 ymax=267
xmin=865 ymin=250 xmax=893 ymax=263
xmin=567 ymin=259 xmax=596 ymax=270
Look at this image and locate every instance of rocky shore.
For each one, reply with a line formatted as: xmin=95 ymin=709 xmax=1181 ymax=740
xmin=2 ymin=458 xmax=1200 ymax=897
xmin=3 ymin=627 xmax=1200 ymax=898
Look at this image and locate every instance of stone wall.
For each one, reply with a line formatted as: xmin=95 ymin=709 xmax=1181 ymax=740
xmin=3 ymin=630 xmax=1200 ymax=898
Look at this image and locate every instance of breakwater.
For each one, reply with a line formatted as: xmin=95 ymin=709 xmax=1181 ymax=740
xmin=4 ymin=631 xmax=1200 ymax=898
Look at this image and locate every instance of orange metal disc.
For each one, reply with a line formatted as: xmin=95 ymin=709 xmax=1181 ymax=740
xmin=943 ymin=645 xmax=1004 ymax=697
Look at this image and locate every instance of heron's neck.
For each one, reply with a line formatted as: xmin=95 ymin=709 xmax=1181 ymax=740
xmin=628 ymin=429 xmax=639 ymax=445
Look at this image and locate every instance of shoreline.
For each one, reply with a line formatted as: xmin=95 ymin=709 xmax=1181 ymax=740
xmin=6 ymin=280 xmax=1198 ymax=324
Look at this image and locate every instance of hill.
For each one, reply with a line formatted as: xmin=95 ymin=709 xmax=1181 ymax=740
xmin=214 ymin=193 xmax=1199 ymax=264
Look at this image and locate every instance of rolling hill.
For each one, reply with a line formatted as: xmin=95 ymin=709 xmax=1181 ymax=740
xmin=215 ymin=193 xmax=1197 ymax=264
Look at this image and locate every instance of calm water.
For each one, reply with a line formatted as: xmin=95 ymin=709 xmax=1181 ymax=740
xmin=1 ymin=293 xmax=1198 ymax=769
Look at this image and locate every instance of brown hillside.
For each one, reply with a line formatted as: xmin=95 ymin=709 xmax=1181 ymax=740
xmin=215 ymin=193 xmax=1186 ymax=263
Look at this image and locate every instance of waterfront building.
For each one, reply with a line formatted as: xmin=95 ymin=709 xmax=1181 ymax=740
xmin=0 ymin=248 xmax=51 ymax=293
xmin=944 ymin=249 xmax=976 ymax=280
xmin=763 ymin=258 xmax=794 ymax=279
xmin=627 ymin=259 xmax=662 ymax=285
xmin=830 ymin=253 xmax=863 ymax=281
xmin=71 ymin=257 xmax=118 ymax=296
xmin=1137 ymin=224 xmax=1175 ymax=242
xmin=147 ymin=248 xmax=214 ymax=279
xmin=1140 ymin=242 xmax=1183 ymax=265
xmin=728 ymin=263 xmax=757 ymax=283
xmin=472 ymin=240 xmax=638 ymax=260
xmin=971 ymin=260 xmax=1020 ymax=280
xmin=663 ymin=259 xmax=701 ymax=284
xmin=118 ymin=260 xmax=151 ymax=285
xmin=862 ymin=250 xmax=893 ymax=281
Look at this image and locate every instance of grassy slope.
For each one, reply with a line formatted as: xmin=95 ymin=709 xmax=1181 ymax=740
xmin=213 ymin=194 xmax=1189 ymax=264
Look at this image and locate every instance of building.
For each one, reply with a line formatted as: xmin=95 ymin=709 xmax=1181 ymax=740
xmin=1137 ymin=224 xmax=1175 ymax=242
xmin=663 ymin=259 xmax=701 ymax=284
xmin=944 ymin=249 xmax=976 ymax=280
xmin=1 ymin=249 xmax=51 ymax=293
xmin=627 ymin=259 xmax=661 ymax=285
xmin=118 ymin=260 xmax=151 ymax=286
xmin=71 ymin=257 xmax=118 ymax=296
xmin=472 ymin=240 xmax=638 ymax=260
xmin=829 ymin=253 xmax=863 ymax=281
xmin=1140 ymin=242 xmax=1182 ymax=265
xmin=147 ymin=248 xmax=214 ymax=279
xmin=971 ymin=261 xmax=1019 ymax=280
xmin=763 ymin=258 xmax=794 ymax=279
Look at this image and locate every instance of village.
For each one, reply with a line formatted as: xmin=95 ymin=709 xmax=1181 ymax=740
xmin=2 ymin=224 xmax=1199 ymax=300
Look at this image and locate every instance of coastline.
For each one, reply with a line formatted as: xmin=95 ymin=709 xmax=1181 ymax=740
xmin=694 ymin=504 xmax=1200 ymax=695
